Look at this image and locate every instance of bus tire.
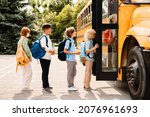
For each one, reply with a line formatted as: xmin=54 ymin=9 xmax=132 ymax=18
xmin=126 ymin=46 xmax=146 ymax=99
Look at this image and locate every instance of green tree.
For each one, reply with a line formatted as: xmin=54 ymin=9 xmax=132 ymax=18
xmin=54 ymin=0 xmax=89 ymax=41
xmin=55 ymin=5 xmax=74 ymax=40
xmin=29 ymin=0 xmax=89 ymax=42
xmin=55 ymin=0 xmax=89 ymax=40
xmin=0 ymin=0 xmax=37 ymax=54
xmin=49 ymin=0 xmax=73 ymax=14
xmin=29 ymin=0 xmax=57 ymax=38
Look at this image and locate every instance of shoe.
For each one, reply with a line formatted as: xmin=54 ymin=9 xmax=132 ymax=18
xmin=84 ymin=86 xmax=92 ymax=91
xmin=48 ymin=86 xmax=53 ymax=89
xmin=68 ymin=86 xmax=78 ymax=91
xmin=72 ymin=86 xmax=78 ymax=90
xmin=43 ymin=88 xmax=52 ymax=93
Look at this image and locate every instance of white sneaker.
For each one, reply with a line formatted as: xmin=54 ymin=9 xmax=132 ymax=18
xmin=68 ymin=86 xmax=78 ymax=91
xmin=72 ymin=86 xmax=78 ymax=90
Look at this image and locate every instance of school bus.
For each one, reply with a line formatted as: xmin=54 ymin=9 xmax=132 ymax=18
xmin=77 ymin=0 xmax=150 ymax=100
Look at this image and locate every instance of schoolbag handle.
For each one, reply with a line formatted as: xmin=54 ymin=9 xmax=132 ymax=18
xmin=39 ymin=35 xmax=49 ymax=48
xmin=65 ymin=38 xmax=72 ymax=50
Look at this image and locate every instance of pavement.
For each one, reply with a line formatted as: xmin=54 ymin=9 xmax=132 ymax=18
xmin=0 ymin=55 xmax=131 ymax=100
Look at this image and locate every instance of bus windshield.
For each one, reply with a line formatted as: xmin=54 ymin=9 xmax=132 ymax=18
xmin=131 ymin=0 xmax=150 ymax=3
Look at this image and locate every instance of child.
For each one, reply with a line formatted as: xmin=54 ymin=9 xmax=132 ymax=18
xmin=64 ymin=27 xmax=80 ymax=91
xmin=40 ymin=23 xmax=55 ymax=93
xmin=84 ymin=29 xmax=99 ymax=90
xmin=17 ymin=27 xmax=33 ymax=92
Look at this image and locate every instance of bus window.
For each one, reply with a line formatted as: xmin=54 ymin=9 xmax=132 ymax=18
xmin=88 ymin=5 xmax=91 ymax=14
xmin=102 ymin=29 xmax=117 ymax=72
xmin=131 ymin=0 xmax=150 ymax=3
xmin=102 ymin=0 xmax=118 ymax=24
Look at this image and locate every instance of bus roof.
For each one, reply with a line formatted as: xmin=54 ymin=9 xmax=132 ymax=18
xmin=77 ymin=0 xmax=92 ymax=18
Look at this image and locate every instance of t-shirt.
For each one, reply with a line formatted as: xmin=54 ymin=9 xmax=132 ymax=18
xmin=85 ymin=40 xmax=94 ymax=62
xmin=40 ymin=34 xmax=53 ymax=60
xmin=64 ymin=38 xmax=75 ymax=61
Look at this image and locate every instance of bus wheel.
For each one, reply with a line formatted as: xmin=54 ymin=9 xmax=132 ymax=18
xmin=126 ymin=46 xmax=146 ymax=100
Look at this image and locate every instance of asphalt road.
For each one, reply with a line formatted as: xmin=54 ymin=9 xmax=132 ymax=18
xmin=0 ymin=55 xmax=131 ymax=100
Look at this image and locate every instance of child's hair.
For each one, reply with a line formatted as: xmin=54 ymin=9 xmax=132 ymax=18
xmin=42 ymin=23 xmax=52 ymax=31
xmin=65 ymin=27 xmax=75 ymax=38
xmin=84 ymin=29 xmax=96 ymax=41
xmin=20 ymin=27 xmax=30 ymax=37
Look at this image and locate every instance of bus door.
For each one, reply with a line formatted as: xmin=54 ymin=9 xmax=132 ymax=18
xmin=92 ymin=0 xmax=118 ymax=80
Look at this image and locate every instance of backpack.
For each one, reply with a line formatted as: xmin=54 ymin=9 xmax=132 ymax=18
xmin=80 ymin=42 xmax=86 ymax=63
xmin=16 ymin=41 xmax=29 ymax=71
xmin=80 ymin=41 xmax=95 ymax=64
xmin=58 ymin=39 xmax=71 ymax=61
xmin=31 ymin=35 xmax=48 ymax=59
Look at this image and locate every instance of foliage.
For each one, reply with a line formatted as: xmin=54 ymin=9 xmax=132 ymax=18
xmin=0 ymin=0 xmax=38 ymax=54
xmin=29 ymin=0 xmax=88 ymax=42
xmin=0 ymin=0 xmax=89 ymax=54
xmin=55 ymin=5 xmax=74 ymax=40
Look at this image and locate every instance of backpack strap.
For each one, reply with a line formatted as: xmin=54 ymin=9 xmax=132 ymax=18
xmin=66 ymin=38 xmax=72 ymax=50
xmin=84 ymin=42 xmax=94 ymax=59
xmin=39 ymin=35 xmax=48 ymax=48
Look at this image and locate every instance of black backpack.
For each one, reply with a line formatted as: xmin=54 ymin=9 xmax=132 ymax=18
xmin=58 ymin=39 xmax=71 ymax=61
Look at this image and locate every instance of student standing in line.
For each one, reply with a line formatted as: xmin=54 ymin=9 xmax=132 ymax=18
xmin=17 ymin=27 xmax=33 ymax=92
xmin=64 ymin=27 xmax=80 ymax=91
xmin=40 ymin=23 xmax=55 ymax=93
xmin=84 ymin=29 xmax=99 ymax=90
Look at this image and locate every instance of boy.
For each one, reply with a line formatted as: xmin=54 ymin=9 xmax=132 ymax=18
xmin=64 ymin=27 xmax=80 ymax=91
xmin=40 ymin=23 xmax=55 ymax=93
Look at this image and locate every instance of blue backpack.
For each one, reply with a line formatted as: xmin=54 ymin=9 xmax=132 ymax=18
xmin=80 ymin=41 xmax=94 ymax=63
xmin=80 ymin=42 xmax=86 ymax=63
xmin=31 ymin=35 xmax=48 ymax=59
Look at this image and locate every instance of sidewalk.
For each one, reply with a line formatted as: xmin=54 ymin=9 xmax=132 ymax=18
xmin=0 ymin=55 xmax=131 ymax=100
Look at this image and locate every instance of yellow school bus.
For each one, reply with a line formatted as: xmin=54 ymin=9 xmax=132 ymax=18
xmin=77 ymin=0 xmax=150 ymax=99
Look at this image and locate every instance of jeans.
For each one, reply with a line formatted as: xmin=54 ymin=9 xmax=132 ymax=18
xmin=40 ymin=59 xmax=51 ymax=88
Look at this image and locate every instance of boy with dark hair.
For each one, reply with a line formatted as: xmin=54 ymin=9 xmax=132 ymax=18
xmin=40 ymin=23 xmax=55 ymax=93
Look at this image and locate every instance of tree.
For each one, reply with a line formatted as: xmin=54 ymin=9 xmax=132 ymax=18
xmin=55 ymin=4 xmax=74 ymax=40
xmin=29 ymin=0 xmax=57 ymax=38
xmin=0 ymin=0 xmax=37 ymax=54
xmin=29 ymin=0 xmax=89 ymax=42
xmin=49 ymin=0 xmax=73 ymax=14
xmin=54 ymin=0 xmax=89 ymax=40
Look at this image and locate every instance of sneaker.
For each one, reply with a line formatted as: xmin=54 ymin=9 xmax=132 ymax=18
xmin=84 ymin=87 xmax=92 ymax=91
xmin=72 ymin=86 xmax=78 ymax=90
xmin=68 ymin=86 xmax=78 ymax=91
xmin=48 ymin=86 xmax=53 ymax=89
xmin=43 ymin=88 xmax=52 ymax=93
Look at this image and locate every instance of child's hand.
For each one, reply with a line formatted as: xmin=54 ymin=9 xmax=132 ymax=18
xmin=49 ymin=50 xmax=55 ymax=55
xmin=74 ymin=51 xmax=80 ymax=55
xmin=95 ymin=43 xmax=99 ymax=49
